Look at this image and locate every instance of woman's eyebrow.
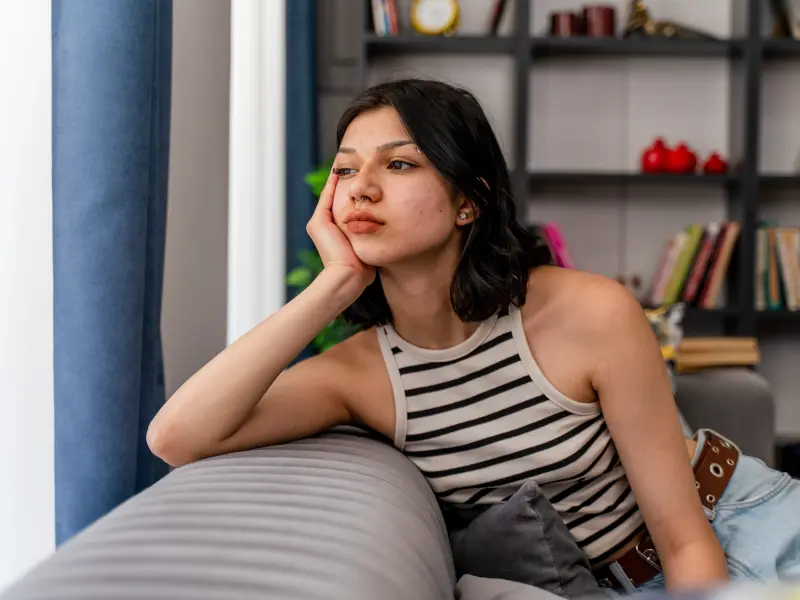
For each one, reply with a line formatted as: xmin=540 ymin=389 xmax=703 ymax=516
xmin=337 ymin=140 xmax=415 ymax=154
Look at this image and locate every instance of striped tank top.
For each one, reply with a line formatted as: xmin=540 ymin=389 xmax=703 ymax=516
xmin=376 ymin=304 xmax=644 ymax=564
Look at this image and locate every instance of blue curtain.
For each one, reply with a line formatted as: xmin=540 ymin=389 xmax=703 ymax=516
xmin=52 ymin=0 xmax=173 ymax=545
xmin=286 ymin=0 xmax=319 ymax=361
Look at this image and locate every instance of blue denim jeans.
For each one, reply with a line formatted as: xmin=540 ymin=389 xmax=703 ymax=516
xmin=613 ymin=429 xmax=800 ymax=595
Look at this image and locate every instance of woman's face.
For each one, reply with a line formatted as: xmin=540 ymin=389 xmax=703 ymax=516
xmin=331 ymin=107 xmax=470 ymax=267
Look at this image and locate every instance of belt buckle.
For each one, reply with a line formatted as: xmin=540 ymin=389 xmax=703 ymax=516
xmin=635 ymin=539 xmax=662 ymax=573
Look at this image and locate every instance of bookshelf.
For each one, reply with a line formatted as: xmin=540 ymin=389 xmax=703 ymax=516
xmin=356 ymin=0 xmax=800 ymax=338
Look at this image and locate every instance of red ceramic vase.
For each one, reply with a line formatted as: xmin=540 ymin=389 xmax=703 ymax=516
xmin=703 ymin=152 xmax=729 ymax=174
xmin=666 ymin=142 xmax=697 ymax=174
xmin=641 ymin=138 xmax=668 ymax=173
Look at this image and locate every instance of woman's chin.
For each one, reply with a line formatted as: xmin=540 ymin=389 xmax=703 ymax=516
xmin=351 ymin=243 xmax=399 ymax=269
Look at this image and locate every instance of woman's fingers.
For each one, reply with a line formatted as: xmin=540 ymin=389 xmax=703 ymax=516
xmin=315 ymin=172 xmax=338 ymax=213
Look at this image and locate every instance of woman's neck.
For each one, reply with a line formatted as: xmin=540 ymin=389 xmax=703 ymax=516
xmin=379 ymin=255 xmax=481 ymax=350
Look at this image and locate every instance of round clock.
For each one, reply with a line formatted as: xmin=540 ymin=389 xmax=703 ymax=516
xmin=410 ymin=0 xmax=460 ymax=36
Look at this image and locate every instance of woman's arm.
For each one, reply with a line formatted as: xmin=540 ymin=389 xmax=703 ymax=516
xmin=146 ymin=267 xmax=364 ymax=467
xmin=583 ymin=278 xmax=728 ymax=591
xmin=147 ymin=172 xmax=377 ymax=467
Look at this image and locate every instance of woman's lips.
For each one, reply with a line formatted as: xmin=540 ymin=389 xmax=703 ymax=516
xmin=344 ymin=211 xmax=384 ymax=233
xmin=346 ymin=220 xmax=382 ymax=233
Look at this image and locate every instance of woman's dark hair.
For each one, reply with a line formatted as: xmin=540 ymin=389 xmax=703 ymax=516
xmin=337 ymin=77 xmax=552 ymax=328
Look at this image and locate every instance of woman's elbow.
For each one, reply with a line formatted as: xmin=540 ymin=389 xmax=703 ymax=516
xmin=146 ymin=419 xmax=196 ymax=469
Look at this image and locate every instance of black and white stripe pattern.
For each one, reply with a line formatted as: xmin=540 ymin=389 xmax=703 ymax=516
xmin=377 ymin=306 xmax=643 ymax=562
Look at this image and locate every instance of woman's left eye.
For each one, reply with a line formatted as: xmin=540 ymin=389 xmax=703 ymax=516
xmin=388 ymin=160 xmax=414 ymax=171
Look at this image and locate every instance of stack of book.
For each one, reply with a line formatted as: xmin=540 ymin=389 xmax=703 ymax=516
xmin=647 ymin=221 xmax=740 ymax=309
xmin=755 ymin=222 xmax=800 ymax=312
xmin=674 ymin=336 xmax=759 ymax=374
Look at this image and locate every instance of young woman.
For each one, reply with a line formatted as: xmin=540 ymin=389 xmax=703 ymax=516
xmin=147 ymin=78 xmax=800 ymax=595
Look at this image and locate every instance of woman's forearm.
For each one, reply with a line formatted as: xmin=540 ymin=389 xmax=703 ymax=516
xmin=662 ymin=534 xmax=728 ymax=591
xmin=147 ymin=267 xmax=362 ymax=457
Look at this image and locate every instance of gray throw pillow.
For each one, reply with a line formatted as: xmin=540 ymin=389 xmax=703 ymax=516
xmin=447 ymin=481 xmax=604 ymax=600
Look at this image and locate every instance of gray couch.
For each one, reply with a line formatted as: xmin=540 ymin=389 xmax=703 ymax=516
xmin=0 ymin=368 xmax=776 ymax=600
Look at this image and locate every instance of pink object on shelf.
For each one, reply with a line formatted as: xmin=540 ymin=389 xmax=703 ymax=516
xmin=543 ymin=222 xmax=575 ymax=269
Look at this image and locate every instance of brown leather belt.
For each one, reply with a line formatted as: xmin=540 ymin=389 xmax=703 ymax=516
xmin=593 ymin=430 xmax=740 ymax=591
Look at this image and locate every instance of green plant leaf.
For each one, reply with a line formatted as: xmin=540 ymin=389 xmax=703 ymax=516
xmin=298 ymin=249 xmax=324 ymax=274
xmin=286 ymin=266 xmax=313 ymax=288
xmin=309 ymin=316 xmax=358 ymax=354
xmin=313 ymin=328 xmax=336 ymax=352
xmin=304 ymin=159 xmax=334 ymax=197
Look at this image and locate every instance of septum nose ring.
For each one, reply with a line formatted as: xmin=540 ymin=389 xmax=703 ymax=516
xmin=356 ymin=196 xmax=367 ymax=205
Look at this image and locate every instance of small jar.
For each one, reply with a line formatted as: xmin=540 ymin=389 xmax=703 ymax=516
xmin=549 ymin=11 xmax=583 ymax=37
xmin=582 ymin=5 xmax=616 ymax=37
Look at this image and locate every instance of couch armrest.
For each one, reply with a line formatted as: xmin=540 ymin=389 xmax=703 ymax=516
xmin=674 ymin=368 xmax=775 ymax=466
xmin=1 ymin=432 xmax=456 ymax=600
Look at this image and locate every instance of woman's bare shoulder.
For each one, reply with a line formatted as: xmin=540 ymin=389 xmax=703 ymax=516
xmin=523 ymin=266 xmax=642 ymax=333
xmin=312 ymin=326 xmax=396 ymax=437
xmin=517 ymin=266 xmax=651 ymax=404
xmin=323 ymin=326 xmax=382 ymax=362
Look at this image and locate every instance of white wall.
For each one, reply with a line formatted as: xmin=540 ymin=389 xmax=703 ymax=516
xmin=0 ymin=0 xmax=55 ymax=592
xmin=162 ymin=0 xmax=231 ymax=397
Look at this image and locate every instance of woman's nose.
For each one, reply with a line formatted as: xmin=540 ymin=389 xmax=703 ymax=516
xmin=348 ymin=169 xmax=381 ymax=204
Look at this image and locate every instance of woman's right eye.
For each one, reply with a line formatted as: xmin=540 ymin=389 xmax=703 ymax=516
xmin=332 ymin=167 xmax=356 ymax=177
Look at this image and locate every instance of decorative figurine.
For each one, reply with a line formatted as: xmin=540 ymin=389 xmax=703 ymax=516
xmin=770 ymin=0 xmax=800 ymax=39
xmin=644 ymin=303 xmax=685 ymax=362
xmin=786 ymin=0 xmax=800 ymax=38
xmin=641 ymin=138 xmax=669 ymax=173
xmin=623 ymin=0 xmax=719 ymax=40
xmin=702 ymin=152 xmax=729 ymax=175
xmin=664 ymin=142 xmax=698 ymax=174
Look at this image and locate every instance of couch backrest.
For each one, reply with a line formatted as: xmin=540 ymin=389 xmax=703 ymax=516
xmin=1 ymin=432 xmax=457 ymax=600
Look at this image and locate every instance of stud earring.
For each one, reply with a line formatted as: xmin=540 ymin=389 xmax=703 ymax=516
xmin=459 ymin=212 xmax=468 ymax=220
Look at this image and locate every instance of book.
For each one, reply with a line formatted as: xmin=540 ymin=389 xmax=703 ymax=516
xmin=681 ymin=222 xmax=720 ymax=303
xmin=754 ymin=222 xmax=800 ymax=312
xmin=384 ymin=0 xmax=399 ymax=34
xmin=647 ymin=221 xmax=740 ymax=309
xmin=675 ymin=348 xmax=759 ymax=373
xmin=755 ymin=225 xmax=766 ymax=311
xmin=487 ymin=0 xmax=508 ymax=35
xmin=648 ymin=230 xmax=686 ymax=306
xmin=663 ymin=223 xmax=704 ymax=304
xmin=678 ymin=337 xmax=758 ymax=353
xmin=371 ymin=0 xmax=387 ymax=35
xmin=698 ymin=221 xmax=740 ymax=309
